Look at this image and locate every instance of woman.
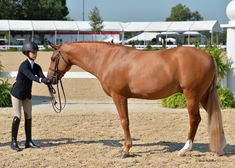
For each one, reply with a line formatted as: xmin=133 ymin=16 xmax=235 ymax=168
xmin=10 ymin=41 xmax=51 ymax=152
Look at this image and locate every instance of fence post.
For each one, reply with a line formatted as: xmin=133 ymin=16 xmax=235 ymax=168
xmin=225 ymin=0 xmax=235 ymax=94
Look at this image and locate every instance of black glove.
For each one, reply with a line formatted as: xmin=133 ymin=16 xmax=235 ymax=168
xmin=41 ymin=77 xmax=51 ymax=85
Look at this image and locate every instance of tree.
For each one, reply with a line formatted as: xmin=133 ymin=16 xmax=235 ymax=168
xmin=190 ymin=11 xmax=203 ymax=21
xmin=166 ymin=3 xmax=203 ymax=21
xmin=88 ymin=6 xmax=103 ymax=33
xmin=22 ymin=0 xmax=69 ymax=20
xmin=0 ymin=0 xmax=69 ymax=20
xmin=0 ymin=0 xmax=19 ymax=19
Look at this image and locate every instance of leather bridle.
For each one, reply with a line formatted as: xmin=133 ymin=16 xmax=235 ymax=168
xmin=48 ymin=50 xmax=70 ymax=113
xmin=49 ymin=50 xmax=70 ymax=80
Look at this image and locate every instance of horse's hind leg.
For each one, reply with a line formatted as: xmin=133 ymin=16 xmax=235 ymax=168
xmin=112 ymin=93 xmax=132 ymax=158
xmin=178 ymin=91 xmax=201 ymax=156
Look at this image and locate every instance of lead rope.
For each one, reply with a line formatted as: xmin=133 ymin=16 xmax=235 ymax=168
xmin=47 ymin=80 xmax=66 ymax=113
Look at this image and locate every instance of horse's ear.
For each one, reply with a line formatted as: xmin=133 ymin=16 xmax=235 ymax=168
xmin=43 ymin=40 xmax=61 ymax=50
xmin=50 ymin=44 xmax=61 ymax=50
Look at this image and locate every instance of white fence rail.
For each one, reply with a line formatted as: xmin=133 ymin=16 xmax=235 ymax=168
xmin=0 ymin=45 xmax=46 ymax=51
xmin=0 ymin=44 xmax=226 ymax=51
xmin=0 ymin=71 xmax=96 ymax=78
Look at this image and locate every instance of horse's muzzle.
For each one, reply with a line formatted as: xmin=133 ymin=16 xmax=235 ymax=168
xmin=49 ymin=76 xmax=58 ymax=85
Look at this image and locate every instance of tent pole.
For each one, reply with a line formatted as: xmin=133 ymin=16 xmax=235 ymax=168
xmin=121 ymin=31 xmax=125 ymax=45
xmin=165 ymin=33 xmax=167 ymax=48
xmin=55 ymin=30 xmax=57 ymax=44
xmin=216 ymin=32 xmax=219 ymax=45
xmin=32 ymin=31 xmax=34 ymax=42
xmin=8 ymin=31 xmax=11 ymax=46
xmin=144 ymin=32 xmax=146 ymax=46
xmin=188 ymin=33 xmax=190 ymax=45
xmin=77 ymin=31 xmax=79 ymax=41
xmin=211 ymin=31 xmax=213 ymax=45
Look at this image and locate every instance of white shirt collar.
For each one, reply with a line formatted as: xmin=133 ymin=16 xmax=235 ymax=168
xmin=27 ymin=58 xmax=34 ymax=69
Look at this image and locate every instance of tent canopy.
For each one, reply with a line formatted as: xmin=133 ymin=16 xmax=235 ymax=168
xmin=76 ymin=21 xmax=91 ymax=31
xmin=102 ymin=37 xmax=121 ymax=44
xmin=32 ymin=21 xmax=56 ymax=31
xmin=9 ymin=20 xmax=33 ymax=31
xmin=0 ymin=20 xmax=221 ymax=33
xmin=0 ymin=20 xmax=9 ymax=31
xmin=54 ymin=21 xmax=78 ymax=31
xmin=122 ymin=22 xmax=151 ymax=32
xmin=124 ymin=20 xmax=221 ymax=33
xmin=125 ymin=32 xmax=159 ymax=42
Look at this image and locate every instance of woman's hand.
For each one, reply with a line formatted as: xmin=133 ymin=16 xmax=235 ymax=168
xmin=41 ymin=78 xmax=52 ymax=85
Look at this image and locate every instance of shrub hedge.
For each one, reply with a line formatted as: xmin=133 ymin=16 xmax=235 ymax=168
xmin=0 ymin=79 xmax=11 ymax=107
xmin=0 ymin=61 xmax=11 ymax=107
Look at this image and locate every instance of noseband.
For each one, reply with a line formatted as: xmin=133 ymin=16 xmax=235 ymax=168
xmin=49 ymin=50 xmax=70 ymax=80
xmin=48 ymin=50 xmax=70 ymax=113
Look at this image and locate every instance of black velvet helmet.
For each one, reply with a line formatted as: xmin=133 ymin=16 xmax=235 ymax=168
xmin=22 ymin=42 xmax=39 ymax=55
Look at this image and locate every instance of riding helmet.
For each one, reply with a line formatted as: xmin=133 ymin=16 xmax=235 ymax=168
xmin=22 ymin=42 xmax=39 ymax=55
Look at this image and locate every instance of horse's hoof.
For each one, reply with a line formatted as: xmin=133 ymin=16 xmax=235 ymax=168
xmin=216 ymin=150 xmax=224 ymax=156
xmin=177 ymin=150 xmax=186 ymax=157
xmin=121 ymin=150 xmax=129 ymax=159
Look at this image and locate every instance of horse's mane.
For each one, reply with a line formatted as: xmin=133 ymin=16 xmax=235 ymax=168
xmin=66 ymin=41 xmax=135 ymax=50
xmin=71 ymin=41 xmax=113 ymax=45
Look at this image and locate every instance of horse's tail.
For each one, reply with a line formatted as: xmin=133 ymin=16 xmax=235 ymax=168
xmin=206 ymin=74 xmax=226 ymax=155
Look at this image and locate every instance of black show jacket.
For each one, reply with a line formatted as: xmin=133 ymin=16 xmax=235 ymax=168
xmin=11 ymin=59 xmax=45 ymax=100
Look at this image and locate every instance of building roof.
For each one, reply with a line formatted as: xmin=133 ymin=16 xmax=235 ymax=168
xmin=9 ymin=20 xmax=33 ymax=31
xmin=54 ymin=21 xmax=78 ymax=31
xmin=0 ymin=20 xmax=221 ymax=33
xmin=126 ymin=20 xmax=221 ymax=32
xmin=32 ymin=21 xmax=56 ymax=31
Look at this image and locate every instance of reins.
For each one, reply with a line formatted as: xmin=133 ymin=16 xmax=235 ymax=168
xmin=47 ymin=81 xmax=66 ymax=113
xmin=47 ymin=50 xmax=68 ymax=113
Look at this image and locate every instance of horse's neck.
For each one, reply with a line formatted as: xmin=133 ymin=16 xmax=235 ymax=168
xmin=71 ymin=43 xmax=106 ymax=77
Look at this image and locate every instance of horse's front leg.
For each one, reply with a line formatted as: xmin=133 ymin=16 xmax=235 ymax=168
xmin=112 ymin=93 xmax=132 ymax=158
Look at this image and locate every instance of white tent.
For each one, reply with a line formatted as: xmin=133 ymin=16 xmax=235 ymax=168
xmin=183 ymin=31 xmax=201 ymax=35
xmin=76 ymin=21 xmax=91 ymax=31
xmin=156 ymin=32 xmax=179 ymax=45
xmin=102 ymin=21 xmax=123 ymax=32
xmin=0 ymin=20 xmax=222 ymax=45
xmin=102 ymin=37 xmax=121 ymax=44
xmin=32 ymin=21 xmax=56 ymax=31
xmin=167 ymin=21 xmax=194 ymax=32
xmin=0 ymin=20 xmax=10 ymax=31
xmin=123 ymin=20 xmax=221 ymax=33
xmin=125 ymin=32 xmax=159 ymax=42
xmin=144 ymin=22 xmax=172 ymax=32
xmin=189 ymin=21 xmax=221 ymax=32
xmin=8 ymin=20 xmax=32 ymax=31
xmin=75 ymin=21 xmax=123 ymax=32
xmin=122 ymin=22 xmax=151 ymax=32
xmin=182 ymin=31 xmax=206 ymax=45
xmin=0 ymin=20 xmax=222 ymax=33
xmin=54 ymin=21 xmax=78 ymax=31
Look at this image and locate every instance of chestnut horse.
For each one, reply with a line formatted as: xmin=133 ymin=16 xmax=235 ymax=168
xmin=47 ymin=42 xmax=226 ymax=158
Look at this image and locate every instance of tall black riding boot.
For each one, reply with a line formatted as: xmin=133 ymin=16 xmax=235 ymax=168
xmin=25 ymin=119 xmax=39 ymax=148
xmin=11 ymin=116 xmax=23 ymax=152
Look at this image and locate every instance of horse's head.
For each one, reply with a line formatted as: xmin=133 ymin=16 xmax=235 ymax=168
xmin=47 ymin=44 xmax=71 ymax=84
